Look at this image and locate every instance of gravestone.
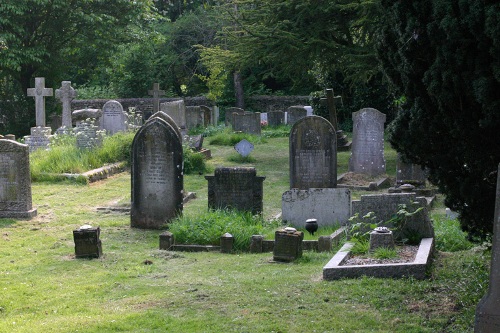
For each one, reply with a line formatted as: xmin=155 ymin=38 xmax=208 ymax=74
xmin=146 ymin=111 xmax=182 ymax=142
xmin=131 ymin=117 xmax=183 ymax=229
xmin=234 ymin=139 xmax=254 ymax=157
xmin=287 ymin=106 xmax=307 ymax=126
xmin=27 ymin=77 xmax=53 ymax=127
xmin=205 ymin=167 xmax=265 ymax=214
xmin=55 ymin=81 xmax=77 ymax=128
xmin=148 ymin=83 xmax=165 ymax=114
xmin=73 ymin=225 xmax=102 ymax=258
xmin=160 ymin=100 xmax=186 ymax=129
xmin=282 ymin=188 xmax=351 ymax=228
xmin=233 ymin=112 xmax=261 ymax=135
xmin=72 ymin=108 xmax=102 ymax=125
xmin=475 ymin=163 xmax=500 ymax=332
xmin=185 ymin=106 xmax=205 ymax=129
xmin=200 ymin=105 xmax=212 ymax=126
xmin=74 ymin=119 xmax=104 ymax=149
xmin=289 ymin=116 xmax=337 ymax=189
xmin=101 ymin=100 xmax=127 ymax=135
xmin=267 ymin=111 xmax=285 ymax=127
xmin=225 ymin=107 xmax=245 ymax=127
xmin=212 ymin=106 xmax=220 ymax=125
xmin=23 ymin=127 xmax=52 ymax=152
xmin=396 ymin=154 xmax=427 ymax=186
xmin=0 ymin=140 xmax=37 ymax=218
xmin=349 ymin=108 xmax=386 ymax=176
xmin=273 ymin=229 xmax=304 ymax=262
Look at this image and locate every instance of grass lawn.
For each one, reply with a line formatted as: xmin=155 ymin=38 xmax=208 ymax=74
xmin=0 ymin=133 xmax=488 ymax=332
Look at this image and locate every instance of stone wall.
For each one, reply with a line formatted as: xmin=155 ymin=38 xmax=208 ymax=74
xmin=246 ymin=95 xmax=310 ymax=113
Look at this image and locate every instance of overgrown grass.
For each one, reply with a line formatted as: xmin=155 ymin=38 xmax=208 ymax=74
xmin=434 ymin=215 xmax=474 ymax=252
xmin=373 ymin=247 xmax=399 ymax=259
xmin=167 ymin=209 xmax=281 ymax=251
xmin=261 ymin=124 xmax=291 ymax=138
xmin=208 ymin=128 xmax=267 ymax=146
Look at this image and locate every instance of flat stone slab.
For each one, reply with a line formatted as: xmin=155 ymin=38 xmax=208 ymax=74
xmin=323 ymin=237 xmax=434 ymax=280
xmin=42 ymin=162 xmax=126 ymax=183
xmin=337 ymin=173 xmax=390 ymax=191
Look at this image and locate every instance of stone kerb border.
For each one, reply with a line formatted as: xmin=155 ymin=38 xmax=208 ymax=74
xmin=322 ymin=237 xmax=434 ymax=280
xmin=42 ymin=162 xmax=127 ymax=183
xmin=336 ymin=173 xmax=391 ymax=191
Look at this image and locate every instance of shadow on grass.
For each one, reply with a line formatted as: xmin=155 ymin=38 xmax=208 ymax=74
xmin=0 ymin=219 xmax=17 ymax=228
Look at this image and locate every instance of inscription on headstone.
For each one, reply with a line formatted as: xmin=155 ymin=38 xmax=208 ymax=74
xmin=205 ymin=167 xmax=265 ymax=214
xmin=0 ymin=140 xmax=37 ymax=218
xmin=131 ymin=117 xmax=183 ymax=229
xmin=102 ymin=100 xmax=127 ymax=135
xmin=289 ymin=116 xmax=337 ymax=189
xmin=349 ymin=108 xmax=386 ymax=176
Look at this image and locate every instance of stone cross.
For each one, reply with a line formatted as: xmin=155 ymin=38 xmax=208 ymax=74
xmin=55 ymin=81 xmax=77 ymax=128
xmin=148 ymin=83 xmax=166 ymax=113
xmin=27 ymin=77 xmax=53 ymax=127
xmin=475 ymin=163 xmax=500 ymax=331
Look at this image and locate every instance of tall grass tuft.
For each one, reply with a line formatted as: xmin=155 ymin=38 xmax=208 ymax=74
xmin=168 ymin=209 xmax=280 ymax=251
xmin=208 ymin=128 xmax=267 ymax=146
xmin=434 ymin=215 xmax=474 ymax=252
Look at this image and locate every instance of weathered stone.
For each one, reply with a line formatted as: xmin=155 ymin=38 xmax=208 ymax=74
xmin=349 ymin=108 xmax=386 ymax=176
xmin=282 ymin=188 xmax=351 ymax=228
xmin=233 ymin=112 xmax=261 ymax=135
xmin=185 ymin=106 xmax=204 ymax=129
xmin=234 ymin=139 xmax=254 ymax=157
xmin=369 ymin=230 xmax=395 ymax=252
xmin=220 ymin=233 xmax=234 ymax=253
xmin=23 ymin=127 xmax=52 ymax=152
xmin=131 ymin=117 xmax=183 ymax=229
xmin=73 ymin=225 xmax=102 ymax=258
xmin=27 ymin=77 xmax=53 ymax=127
xmin=396 ymin=154 xmax=427 ymax=186
xmin=55 ymin=81 xmax=77 ymax=128
xmin=267 ymin=111 xmax=285 ymax=127
xmin=148 ymin=83 xmax=165 ymax=114
xmin=74 ymin=119 xmax=104 ymax=149
xmin=0 ymin=140 xmax=37 ymax=218
xmin=287 ymin=106 xmax=308 ymax=126
xmin=159 ymin=231 xmax=174 ymax=250
xmin=289 ymin=115 xmax=337 ymax=189
xmin=250 ymin=235 xmax=264 ymax=253
xmin=160 ymin=100 xmax=186 ymax=129
xmin=225 ymin=107 xmax=245 ymax=126
xmin=273 ymin=230 xmax=304 ymax=262
xmin=475 ymin=163 xmax=500 ymax=332
xmin=200 ymin=105 xmax=212 ymax=126
xmin=205 ymin=167 xmax=265 ymax=215
xmin=72 ymin=108 xmax=102 ymax=123
xmin=102 ymin=100 xmax=127 ymax=135
xmin=146 ymin=111 xmax=182 ymax=141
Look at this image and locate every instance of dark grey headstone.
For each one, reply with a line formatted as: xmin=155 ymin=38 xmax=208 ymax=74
xmin=233 ymin=112 xmax=261 ymax=135
xmin=225 ymin=107 xmax=245 ymax=126
xmin=289 ymin=116 xmax=337 ymax=189
xmin=200 ymin=105 xmax=212 ymax=126
xmin=396 ymin=154 xmax=427 ymax=186
xmin=287 ymin=106 xmax=307 ymax=126
xmin=267 ymin=111 xmax=285 ymax=127
xmin=205 ymin=167 xmax=265 ymax=214
xmin=147 ymin=111 xmax=182 ymax=142
xmin=73 ymin=225 xmax=102 ymax=258
xmin=273 ymin=230 xmax=304 ymax=262
xmin=185 ymin=106 xmax=204 ymax=129
xmin=160 ymin=100 xmax=186 ymax=129
xmin=131 ymin=118 xmax=183 ymax=229
xmin=475 ymin=163 xmax=500 ymax=332
xmin=349 ymin=108 xmax=386 ymax=176
xmin=0 ymin=140 xmax=37 ymax=218
xmin=102 ymin=100 xmax=127 ymax=135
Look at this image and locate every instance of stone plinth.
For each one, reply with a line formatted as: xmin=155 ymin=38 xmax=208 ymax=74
xmin=220 ymin=233 xmax=234 ymax=253
xmin=73 ymin=226 xmax=102 ymax=258
xmin=273 ymin=230 xmax=304 ymax=262
xmin=369 ymin=230 xmax=395 ymax=252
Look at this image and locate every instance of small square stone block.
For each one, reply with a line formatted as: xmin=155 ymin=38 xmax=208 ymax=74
xmin=73 ymin=226 xmax=102 ymax=258
xmin=273 ymin=230 xmax=304 ymax=262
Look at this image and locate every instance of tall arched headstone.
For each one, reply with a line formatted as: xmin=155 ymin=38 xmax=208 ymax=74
xmin=289 ymin=116 xmax=337 ymax=189
xmin=102 ymin=100 xmax=127 ymax=135
xmin=349 ymin=108 xmax=386 ymax=176
xmin=131 ymin=118 xmax=183 ymax=229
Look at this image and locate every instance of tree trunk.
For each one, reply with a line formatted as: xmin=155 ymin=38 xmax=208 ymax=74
xmin=233 ymin=71 xmax=245 ymax=109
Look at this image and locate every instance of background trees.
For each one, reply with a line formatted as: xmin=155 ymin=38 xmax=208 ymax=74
xmin=376 ymin=0 xmax=500 ymax=237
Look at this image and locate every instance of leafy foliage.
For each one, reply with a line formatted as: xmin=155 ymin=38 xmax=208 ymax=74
xmin=376 ymin=0 xmax=500 ymax=237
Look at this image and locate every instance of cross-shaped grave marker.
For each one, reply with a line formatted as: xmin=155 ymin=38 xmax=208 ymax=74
xmin=27 ymin=77 xmax=53 ymax=127
xmin=55 ymin=81 xmax=77 ymax=128
xmin=148 ymin=83 xmax=166 ymax=113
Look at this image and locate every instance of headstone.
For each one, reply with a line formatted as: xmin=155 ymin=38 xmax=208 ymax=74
xmin=304 ymin=106 xmax=313 ymax=116
xmin=74 ymin=119 xmax=104 ymax=149
xmin=23 ymin=127 xmax=52 ymax=152
xmin=146 ymin=111 xmax=182 ymax=142
xmin=349 ymin=108 xmax=386 ymax=176
xmin=72 ymin=108 xmax=102 ymax=125
xmin=205 ymin=167 xmax=265 ymax=215
xmin=73 ymin=225 xmax=102 ymax=258
xmin=282 ymin=188 xmax=351 ymax=228
xmin=55 ymin=81 xmax=77 ymax=128
xmin=131 ymin=117 xmax=183 ymax=229
xmin=212 ymin=105 xmax=220 ymax=125
xmin=351 ymin=193 xmax=434 ymax=239
xmin=289 ymin=115 xmax=337 ymax=189
xmin=185 ymin=106 xmax=205 ymax=129
xmin=233 ymin=112 xmax=261 ymax=135
xmin=101 ymin=100 xmax=127 ymax=135
xmin=148 ymin=83 xmax=166 ymax=114
xmin=273 ymin=229 xmax=304 ymax=262
xmin=0 ymin=140 xmax=37 ymax=218
xmin=396 ymin=154 xmax=427 ymax=186
xmin=27 ymin=77 xmax=53 ymax=127
xmin=220 ymin=233 xmax=234 ymax=253
xmin=160 ymin=100 xmax=186 ymax=129
xmin=267 ymin=111 xmax=285 ymax=127
xmin=475 ymin=163 xmax=500 ymax=332
xmin=225 ymin=107 xmax=245 ymax=126
xmin=287 ymin=106 xmax=307 ymax=126
xmin=234 ymin=139 xmax=254 ymax=157
xmin=200 ymin=105 xmax=212 ymax=126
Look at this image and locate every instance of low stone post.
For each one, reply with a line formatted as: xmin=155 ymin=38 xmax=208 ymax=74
xmin=73 ymin=225 xmax=102 ymax=258
xmin=220 ymin=233 xmax=234 ymax=253
xmin=250 ymin=235 xmax=264 ymax=253
xmin=273 ymin=229 xmax=304 ymax=262
xmin=318 ymin=236 xmax=333 ymax=252
xmin=369 ymin=227 xmax=395 ymax=253
xmin=159 ymin=231 xmax=174 ymax=250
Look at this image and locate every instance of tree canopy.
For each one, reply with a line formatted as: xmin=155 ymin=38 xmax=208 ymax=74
xmin=376 ymin=0 xmax=500 ymax=237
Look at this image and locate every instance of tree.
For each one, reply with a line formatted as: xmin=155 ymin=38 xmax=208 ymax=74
xmin=376 ymin=0 xmax=500 ymax=237
xmin=0 ymin=0 xmax=152 ymax=135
